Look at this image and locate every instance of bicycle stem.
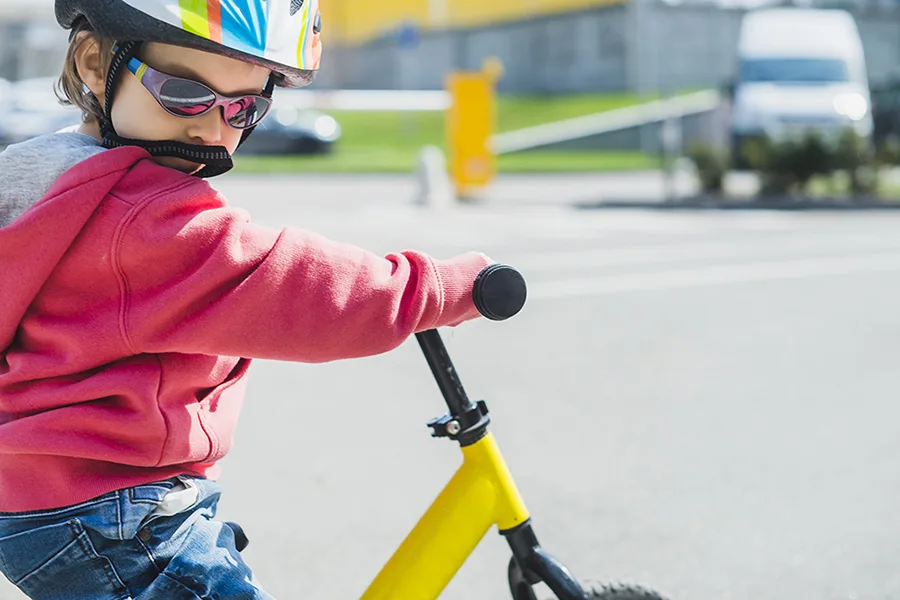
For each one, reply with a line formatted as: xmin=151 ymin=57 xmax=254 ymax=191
xmin=415 ymin=330 xmax=474 ymax=417
xmin=415 ymin=263 xmax=526 ymax=419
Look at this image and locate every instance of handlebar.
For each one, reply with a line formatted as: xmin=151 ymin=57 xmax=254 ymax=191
xmin=472 ymin=264 xmax=527 ymax=321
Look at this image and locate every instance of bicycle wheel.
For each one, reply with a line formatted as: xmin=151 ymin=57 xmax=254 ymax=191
xmin=586 ymin=583 xmax=671 ymax=600
xmin=508 ymin=557 xmax=671 ymax=600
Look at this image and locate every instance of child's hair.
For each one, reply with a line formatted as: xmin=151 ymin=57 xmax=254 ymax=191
xmin=55 ymin=17 xmax=117 ymax=123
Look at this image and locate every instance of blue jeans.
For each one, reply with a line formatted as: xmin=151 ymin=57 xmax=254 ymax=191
xmin=0 ymin=476 xmax=273 ymax=599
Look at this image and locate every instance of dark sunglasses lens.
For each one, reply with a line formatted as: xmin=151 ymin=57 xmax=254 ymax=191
xmin=158 ymin=79 xmax=217 ymax=117
xmin=225 ymin=97 xmax=271 ymax=129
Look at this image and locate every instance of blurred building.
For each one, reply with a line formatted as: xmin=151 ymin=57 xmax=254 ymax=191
xmin=316 ymin=0 xmax=900 ymax=94
xmin=321 ymin=0 xmax=624 ymax=44
xmin=2 ymin=0 xmax=900 ymax=96
xmin=0 ymin=1 xmax=65 ymax=82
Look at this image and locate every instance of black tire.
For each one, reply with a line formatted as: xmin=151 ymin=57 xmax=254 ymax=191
xmin=586 ymin=583 xmax=671 ymax=600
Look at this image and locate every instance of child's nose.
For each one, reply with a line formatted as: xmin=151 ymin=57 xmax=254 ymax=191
xmin=186 ymin=107 xmax=225 ymax=146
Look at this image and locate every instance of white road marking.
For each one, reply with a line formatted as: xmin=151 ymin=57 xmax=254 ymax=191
xmin=530 ymin=252 xmax=900 ymax=299
xmin=513 ymin=233 xmax=898 ymax=272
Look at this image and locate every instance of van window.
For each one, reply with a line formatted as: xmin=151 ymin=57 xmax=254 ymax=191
xmin=738 ymin=58 xmax=850 ymax=84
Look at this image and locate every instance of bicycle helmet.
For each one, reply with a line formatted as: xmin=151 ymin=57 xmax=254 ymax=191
xmin=56 ymin=0 xmax=323 ymax=177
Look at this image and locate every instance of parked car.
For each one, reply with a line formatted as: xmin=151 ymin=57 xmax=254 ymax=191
xmin=235 ymin=106 xmax=341 ymax=155
xmin=728 ymin=8 xmax=874 ymax=167
xmin=0 ymin=77 xmax=82 ymax=147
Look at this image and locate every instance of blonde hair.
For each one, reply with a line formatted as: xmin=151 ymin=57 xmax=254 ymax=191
xmin=55 ymin=18 xmax=117 ymax=123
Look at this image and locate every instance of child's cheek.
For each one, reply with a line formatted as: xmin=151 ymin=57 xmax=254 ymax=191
xmin=223 ymin=128 xmax=245 ymax=154
xmin=110 ymin=82 xmax=181 ymax=141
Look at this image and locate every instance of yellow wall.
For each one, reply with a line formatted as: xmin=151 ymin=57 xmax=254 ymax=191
xmin=321 ymin=0 xmax=625 ymax=44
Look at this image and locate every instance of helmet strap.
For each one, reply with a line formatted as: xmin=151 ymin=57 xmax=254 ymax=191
xmin=99 ymin=40 xmax=261 ymax=179
xmin=194 ymin=76 xmax=275 ymax=178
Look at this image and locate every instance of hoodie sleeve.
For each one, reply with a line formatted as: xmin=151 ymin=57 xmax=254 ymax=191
xmin=115 ymin=181 xmax=491 ymax=362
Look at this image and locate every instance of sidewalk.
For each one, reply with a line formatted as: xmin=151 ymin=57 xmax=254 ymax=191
xmin=215 ymin=170 xmax=702 ymax=209
xmin=215 ymin=168 xmax=900 ymax=211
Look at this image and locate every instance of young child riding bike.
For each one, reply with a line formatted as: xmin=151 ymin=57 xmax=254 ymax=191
xmin=0 ymin=2 xmax=492 ymax=598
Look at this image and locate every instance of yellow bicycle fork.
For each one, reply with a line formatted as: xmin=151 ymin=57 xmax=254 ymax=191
xmin=360 ymin=329 xmax=589 ymax=600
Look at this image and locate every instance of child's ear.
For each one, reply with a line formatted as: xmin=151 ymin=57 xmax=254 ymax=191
xmin=73 ymin=32 xmax=106 ymax=103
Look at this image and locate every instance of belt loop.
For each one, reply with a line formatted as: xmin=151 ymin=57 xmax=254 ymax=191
xmin=115 ymin=490 xmax=126 ymax=541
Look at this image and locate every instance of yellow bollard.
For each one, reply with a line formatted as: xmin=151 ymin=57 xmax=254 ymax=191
xmin=446 ymin=58 xmax=503 ymax=199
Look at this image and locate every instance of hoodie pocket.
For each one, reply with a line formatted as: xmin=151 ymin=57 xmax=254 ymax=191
xmin=157 ymin=358 xmax=252 ymax=468
xmin=198 ymin=358 xmax=251 ymax=464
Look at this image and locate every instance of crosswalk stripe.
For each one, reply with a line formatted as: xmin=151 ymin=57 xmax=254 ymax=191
xmin=508 ymin=233 xmax=900 ymax=272
xmin=529 ymin=252 xmax=900 ymax=300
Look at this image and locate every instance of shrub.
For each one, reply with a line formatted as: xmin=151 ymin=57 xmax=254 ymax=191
xmin=686 ymin=142 xmax=729 ymax=195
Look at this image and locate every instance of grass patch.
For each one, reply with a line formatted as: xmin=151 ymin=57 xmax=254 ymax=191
xmin=323 ymin=92 xmax=670 ymax=150
xmin=500 ymin=150 xmax=657 ymax=172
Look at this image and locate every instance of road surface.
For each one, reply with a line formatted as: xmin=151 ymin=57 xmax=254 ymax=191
xmin=2 ymin=179 xmax=899 ymax=600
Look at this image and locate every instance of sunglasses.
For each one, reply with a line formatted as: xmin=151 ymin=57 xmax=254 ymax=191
xmin=126 ymin=56 xmax=272 ymax=130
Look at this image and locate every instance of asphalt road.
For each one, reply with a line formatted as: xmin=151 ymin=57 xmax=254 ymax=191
xmin=3 ymin=175 xmax=900 ymax=600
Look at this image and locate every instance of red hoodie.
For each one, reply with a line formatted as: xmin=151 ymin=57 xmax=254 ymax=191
xmin=0 ymin=144 xmax=490 ymax=512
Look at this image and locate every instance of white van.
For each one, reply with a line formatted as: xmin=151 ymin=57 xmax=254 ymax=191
xmin=730 ymin=8 xmax=873 ymax=164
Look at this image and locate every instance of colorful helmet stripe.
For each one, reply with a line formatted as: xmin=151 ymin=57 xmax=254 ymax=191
xmin=119 ymin=0 xmax=320 ymax=73
xmin=178 ymin=0 xmax=222 ymax=44
xmin=219 ymin=0 xmax=268 ymax=55
xmin=297 ymin=0 xmax=311 ymax=69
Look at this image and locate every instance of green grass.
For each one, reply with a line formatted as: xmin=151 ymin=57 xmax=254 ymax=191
xmin=499 ymin=150 xmax=657 ymax=172
xmin=232 ymin=91 xmax=679 ymax=174
xmin=874 ymin=185 xmax=900 ymax=199
xmin=495 ymin=92 xmax=667 ymax=132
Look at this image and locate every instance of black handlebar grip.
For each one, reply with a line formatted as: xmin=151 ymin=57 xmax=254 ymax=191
xmin=473 ymin=264 xmax=527 ymax=321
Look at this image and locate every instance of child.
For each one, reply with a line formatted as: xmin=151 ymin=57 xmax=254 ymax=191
xmin=0 ymin=1 xmax=492 ymax=598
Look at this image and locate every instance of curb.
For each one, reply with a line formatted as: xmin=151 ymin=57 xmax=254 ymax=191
xmin=573 ymin=195 xmax=900 ymax=211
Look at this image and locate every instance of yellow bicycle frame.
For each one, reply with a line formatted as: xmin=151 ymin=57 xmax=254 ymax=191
xmin=360 ymin=431 xmax=530 ymax=600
